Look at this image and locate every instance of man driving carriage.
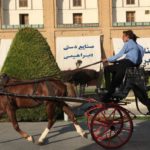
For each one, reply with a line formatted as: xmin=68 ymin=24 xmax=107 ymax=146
xmin=101 ymin=30 xmax=145 ymax=102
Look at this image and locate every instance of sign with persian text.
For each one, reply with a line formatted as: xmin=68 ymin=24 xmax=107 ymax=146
xmin=56 ymin=36 xmax=101 ymax=71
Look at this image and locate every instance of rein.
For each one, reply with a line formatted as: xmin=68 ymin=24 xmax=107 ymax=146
xmin=74 ymin=60 xmax=102 ymax=71
xmin=4 ymin=76 xmax=59 ymax=87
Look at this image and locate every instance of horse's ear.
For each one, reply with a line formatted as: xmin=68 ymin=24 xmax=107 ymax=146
xmin=0 ymin=74 xmax=7 ymax=86
xmin=1 ymin=73 xmax=9 ymax=83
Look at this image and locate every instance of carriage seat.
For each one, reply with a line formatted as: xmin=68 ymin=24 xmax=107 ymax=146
xmin=124 ymin=66 xmax=146 ymax=86
xmin=111 ymin=66 xmax=146 ymax=101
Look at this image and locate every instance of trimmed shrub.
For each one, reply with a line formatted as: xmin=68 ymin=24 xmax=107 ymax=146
xmin=0 ymin=105 xmax=64 ymax=122
xmin=1 ymin=27 xmax=61 ymax=79
xmin=16 ymin=105 xmax=48 ymax=122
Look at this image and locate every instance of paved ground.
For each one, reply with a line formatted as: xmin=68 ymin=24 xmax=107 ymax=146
xmin=0 ymin=120 xmax=150 ymax=150
xmin=123 ymin=101 xmax=149 ymax=116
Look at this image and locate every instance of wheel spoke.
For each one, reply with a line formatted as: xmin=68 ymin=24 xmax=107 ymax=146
xmin=117 ymin=134 xmax=124 ymax=143
xmin=107 ymin=133 xmax=112 ymax=147
xmin=93 ymin=125 xmax=103 ymax=133
xmin=93 ymin=120 xmax=110 ymax=127
xmin=101 ymin=111 xmax=107 ymax=121
xmin=94 ymin=126 xmax=110 ymax=137
xmin=109 ymin=130 xmax=112 ymax=138
xmin=107 ymin=108 xmax=117 ymax=120
xmin=99 ymin=126 xmax=110 ymax=136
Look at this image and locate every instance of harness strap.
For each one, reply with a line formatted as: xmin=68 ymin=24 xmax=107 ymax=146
xmin=45 ymin=81 xmax=52 ymax=96
xmin=4 ymin=76 xmax=59 ymax=87
xmin=32 ymin=83 xmax=39 ymax=95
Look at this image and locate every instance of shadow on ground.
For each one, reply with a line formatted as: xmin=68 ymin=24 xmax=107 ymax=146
xmin=0 ymin=120 xmax=150 ymax=150
xmin=76 ymin=120 xmax=150 ymax=150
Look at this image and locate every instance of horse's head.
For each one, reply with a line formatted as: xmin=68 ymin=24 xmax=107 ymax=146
xmin=0 ymin=73 xmax=10 ymax=87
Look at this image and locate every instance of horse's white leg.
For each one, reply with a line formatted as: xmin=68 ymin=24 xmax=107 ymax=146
xmin=38 ymin=102 xmax=56 ymax=145
xmin=74 ymin=123 xmax=87 ymax=138
xmin=62 ymin=104 xmax=87 ymax=138
xmin=38 ymin=128 xmax=50 ymax=144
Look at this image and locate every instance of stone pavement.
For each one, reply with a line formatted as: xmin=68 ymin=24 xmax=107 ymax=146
xmin=0 ymin=120 xmax=150 ymax=150
xmin=122 ymin=100 xmax=149 ymax=116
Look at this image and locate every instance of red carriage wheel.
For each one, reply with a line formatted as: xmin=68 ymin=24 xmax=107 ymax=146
xmin=90 ymin=105 xmax=133 ymax=149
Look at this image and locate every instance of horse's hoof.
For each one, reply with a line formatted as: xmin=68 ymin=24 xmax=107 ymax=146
xmin=82 ymin=132 xmax=88 ymax=139
xmin=37 ymin=138 xmax=49 ymax=145
xmin=37 ymin=141 xmax=44 ymax=145
xmin=26 ymin=136 xmax=34 ymax=143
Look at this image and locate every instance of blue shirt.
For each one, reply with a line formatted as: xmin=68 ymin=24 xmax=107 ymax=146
xmin=108 ymin=39 xmax=145 ymax=65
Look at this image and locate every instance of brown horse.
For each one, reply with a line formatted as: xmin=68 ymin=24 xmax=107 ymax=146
xmin=0 ymin=74 xmax=86 ymax=144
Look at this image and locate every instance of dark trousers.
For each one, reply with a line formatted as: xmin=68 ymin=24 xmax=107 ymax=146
xmin=104 ymin=59 xmax=135 ymax=97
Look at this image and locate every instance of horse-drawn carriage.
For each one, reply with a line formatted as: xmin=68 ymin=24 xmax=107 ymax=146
xmin=0 ymin=61 xmax=150 ymax=149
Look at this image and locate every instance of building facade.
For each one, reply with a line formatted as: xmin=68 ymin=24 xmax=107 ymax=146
xmin=112 ymin=0 xmax=150 ymax=25
xmin=0 ymin=0 xmax=150 ymax=70
xmin=2 ymin=0 xmax=43 ymax=28
xmin=57 ymin=0 xmax=99 ymax=25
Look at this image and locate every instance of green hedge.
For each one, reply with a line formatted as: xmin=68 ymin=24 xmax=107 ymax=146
xmin=16 ymin=105 xmax=48 ymax=122
xmin=0 ymin=105 xmax=64 ymax=122
xmin=1 ymin=27 xmax=61 ymax=79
